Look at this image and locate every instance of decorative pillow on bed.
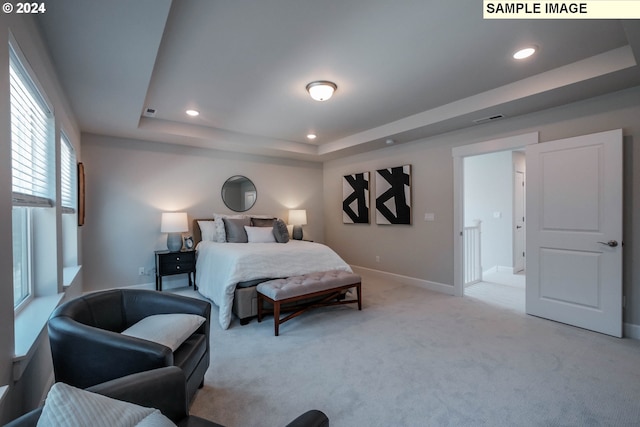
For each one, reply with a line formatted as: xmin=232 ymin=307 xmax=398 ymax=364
xmin=244 ymin=225 xmax=277 ymax=243
xmin=121 ymin=314 xmax=205 ymax=351
xmin=37 ymin=382 xmax=176 ymax=427
xmin=273 ymin=218 xmax=290 ymax=243
xmin=197 ymin=220 xmax=216 ymax=242
xmin=223 ymin=217 xmax=251 ymax=243
xmin=213 ymin=213 xmax=245 ymax=242
xmin=250 ymin=217 xmax=276 ymax=227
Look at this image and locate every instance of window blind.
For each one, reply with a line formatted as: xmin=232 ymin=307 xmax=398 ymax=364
xmin=10 ymin=47 xmax=53 ymax=207
xmin=60 ymin=133 xmax=76 ymax=213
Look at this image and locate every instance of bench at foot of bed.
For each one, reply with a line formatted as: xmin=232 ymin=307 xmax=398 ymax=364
xmin=256 ymin=270 xmax=362 ymax=336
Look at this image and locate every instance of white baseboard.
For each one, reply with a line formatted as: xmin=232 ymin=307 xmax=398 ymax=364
xmin=624 ymin=322 xmax=640 ymax=340
xmin=351 ymin=265 xmax=455 ymax=296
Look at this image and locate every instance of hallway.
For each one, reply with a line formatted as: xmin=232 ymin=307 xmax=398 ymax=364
xmin=465 ymin=269 xmax=525 ymax=313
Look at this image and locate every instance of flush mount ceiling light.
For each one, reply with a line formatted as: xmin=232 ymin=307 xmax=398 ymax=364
xmin=513 ymin=46 xmax=537 ymax=60
xmin=306 ymin=81 xmax=337 ymax=101
xmin=306 ymin=133 xmax=317 ymax=140
xmin=185 ymin=109 xmax=200 ymax=117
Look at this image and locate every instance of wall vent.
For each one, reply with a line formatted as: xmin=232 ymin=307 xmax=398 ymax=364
xmin=143 ymin=107 xmax=157 ymax=118
xmin=473 ymin=114 xmax=505 ymax=125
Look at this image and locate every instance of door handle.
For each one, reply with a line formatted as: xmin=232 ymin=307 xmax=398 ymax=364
xmin=598 ymin=240 xmax=618 ymax=248
xmin=516 ymin=225 xmax=522 ymax=229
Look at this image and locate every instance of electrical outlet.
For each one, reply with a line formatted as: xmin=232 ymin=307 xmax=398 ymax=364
xmin=138 ymin=267 xmax=145 ymax=276
xmin=375 ymin=256 xmax=380 ymax=263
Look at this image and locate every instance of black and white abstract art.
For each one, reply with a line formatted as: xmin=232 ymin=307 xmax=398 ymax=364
xmin=375 ymin=165 xmax=411 ymax=225
xmin=342 ymin=172 xmax=370 ymax=224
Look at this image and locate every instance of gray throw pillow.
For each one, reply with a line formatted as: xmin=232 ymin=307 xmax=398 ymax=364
xmin=251 ymin=217 xmax=276 ymax=227
xmin=272 ymin=218 xmax=290 ymax=243
xmin=223 ymin=217 xmax=250 ymax=243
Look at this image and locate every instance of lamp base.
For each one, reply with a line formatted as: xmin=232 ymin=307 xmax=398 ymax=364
xmin=292 ymin=225 xmax=303 ymax=240
xmin=167 ymin=232 xmax=183 ymax=252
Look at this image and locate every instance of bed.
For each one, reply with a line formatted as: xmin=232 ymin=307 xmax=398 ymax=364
xmin=193 ymin=217 xmax=352 ymax=329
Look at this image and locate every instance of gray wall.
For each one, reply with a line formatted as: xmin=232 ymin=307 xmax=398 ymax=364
xmin=323 ymin=86 xmax=640 ymax=330
xmin=324 ymin=141 xmax=455 ymax=287
xmin=81 ymin=134 xmax=324 ymax=291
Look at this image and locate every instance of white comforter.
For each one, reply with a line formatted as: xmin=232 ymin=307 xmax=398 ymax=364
xmin=195 ymin=240 xmax=352 ymax=329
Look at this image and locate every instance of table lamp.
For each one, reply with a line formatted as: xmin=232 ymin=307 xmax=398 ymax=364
xmin=289 ymin=209 xmax=307 ymax=240
xmin=161 ymin=212 xmax=188 ymax=252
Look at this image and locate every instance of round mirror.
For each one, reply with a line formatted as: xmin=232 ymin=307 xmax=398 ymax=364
xmin=221 ymin=175 xmax=257 ymax=212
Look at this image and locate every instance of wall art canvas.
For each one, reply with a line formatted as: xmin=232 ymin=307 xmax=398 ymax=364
xmin=342 ymin=172 xmax=370 ymax=224
xmin=375 ymin=165 xmax=411 ymax=225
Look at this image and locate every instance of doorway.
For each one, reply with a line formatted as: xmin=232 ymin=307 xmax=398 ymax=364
xmin=462 ymin=149 xmax=526 ymax=311
xmin=453 ymin=130 xmax=623 ymax=336
xmin=452 ymin=132 xmax=539 ymax=300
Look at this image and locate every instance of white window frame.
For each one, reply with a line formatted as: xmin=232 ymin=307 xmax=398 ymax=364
xmin=12 ymin=207 xmax=33 ymax=314
xmin=9 ymin=41 xmax=54 ymax=311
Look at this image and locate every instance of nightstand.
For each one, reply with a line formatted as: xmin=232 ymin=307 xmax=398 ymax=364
xmin=155 ymin=250 xmax=196 ymax=291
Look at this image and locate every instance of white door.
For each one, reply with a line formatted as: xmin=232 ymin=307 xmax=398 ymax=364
xmin=513 ymin=171 xmax=525 ymax=273
xmin=526 ymin=129 xmax=623 ymax=337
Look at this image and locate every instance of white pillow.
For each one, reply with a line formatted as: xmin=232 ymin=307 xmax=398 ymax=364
xmin=121 ymin=314 xmax=205 ymax=351
xmin=197 ymin=220 xmax=216 ymax=242
xmin=37 ymin=382 xmax=176 ymax=427
xmin=244 ymin=226 xmax=276 ymax=243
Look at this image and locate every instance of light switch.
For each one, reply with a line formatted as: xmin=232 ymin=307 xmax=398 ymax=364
xmin=493 ymin=211 xmax=502 ymax=219
xmin=424 ymin=213 xmax=435 ymax=221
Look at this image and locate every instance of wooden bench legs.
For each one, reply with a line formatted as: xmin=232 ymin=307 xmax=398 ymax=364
xmin=257 ymin=282 xmax=361 ymax=336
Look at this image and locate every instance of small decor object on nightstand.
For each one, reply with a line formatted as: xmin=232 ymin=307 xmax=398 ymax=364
xmin=161 ymin=212 xmax=188 ymax=252
xmin=289 ymin=209 xmax=307 ymax=240
xmin=183 ymin=235 xmax=194 ymax=250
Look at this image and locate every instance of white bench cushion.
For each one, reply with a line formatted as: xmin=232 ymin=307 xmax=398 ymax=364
xmin=257 ymin=270 xmax=361 ymax=300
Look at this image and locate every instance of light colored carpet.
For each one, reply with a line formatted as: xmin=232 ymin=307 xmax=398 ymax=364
xmin=175 ymin=271 xmax=640 ymax=427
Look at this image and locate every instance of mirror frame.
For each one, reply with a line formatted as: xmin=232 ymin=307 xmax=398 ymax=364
xmin=221 ymin=175 xmax=257 ymax=212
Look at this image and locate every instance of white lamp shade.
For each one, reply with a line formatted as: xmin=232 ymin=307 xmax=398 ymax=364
xmin=289 ymin=209 xmax=307 ymax=225
xmin=161 ymin=212 xmax=188 ymax=233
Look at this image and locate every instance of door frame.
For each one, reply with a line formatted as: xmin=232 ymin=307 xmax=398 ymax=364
xmin=452 ymin=132 xmax=539 ymax=297
xmin=513 ymin=167 xmax=526 ymax=273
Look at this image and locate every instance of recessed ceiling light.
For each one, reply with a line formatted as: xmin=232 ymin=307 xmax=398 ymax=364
xmin=513 ymin=46 xmax=537 ymax=60
xmin=307 ymin=133 xmax=317 ymax=140
xmin=185 ymin=109 xmax=200 ymax=117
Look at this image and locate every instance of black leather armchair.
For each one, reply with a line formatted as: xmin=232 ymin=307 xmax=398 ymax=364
xmin=48 ymin=289 xmax=211 ymax=403
xmin=4 ymin=367 xmax=329 ymax=427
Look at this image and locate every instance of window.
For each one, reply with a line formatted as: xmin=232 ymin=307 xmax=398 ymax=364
xmin=60 ymin=133 xmax=76 ymax=213
xmin=60 ymin=132 xmax=79 ymax=270
xmin=12 ymin=208 xmax=31 ymax=308
xmin=10 ymin=44 xmax=53 ymax=309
